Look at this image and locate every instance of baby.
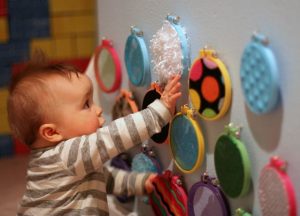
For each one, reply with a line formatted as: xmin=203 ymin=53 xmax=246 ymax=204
xmin=7 ymin=59 xmax=181 ymax=215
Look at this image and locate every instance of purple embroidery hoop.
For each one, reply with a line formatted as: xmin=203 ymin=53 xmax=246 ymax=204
xmin=188 ymin=173 xmax=230 ymax=216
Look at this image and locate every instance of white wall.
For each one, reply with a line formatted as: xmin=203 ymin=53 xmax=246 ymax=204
xmin=93 ymin=0 xmax=300 ymax=215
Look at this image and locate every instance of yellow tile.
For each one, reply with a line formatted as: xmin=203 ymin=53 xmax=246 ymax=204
xmin=49 ymin=0 xmax=95 ymax=15
xmin=51 ymin=15 xmax=96 ymax=37
xmin=0 ymin=17 xmax=9 ymax=43
xmin=75 ymin=34 xmax=96 ymax=58
xmin=53 ymin=37 xmax=76 ymax=59
xmin=0 ymin=88 xmax=10 ymax=134
xmin=30 ymin=38 xmax=56 ymax=59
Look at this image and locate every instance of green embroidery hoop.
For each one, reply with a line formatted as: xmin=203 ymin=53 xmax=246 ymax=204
xmin=214 ymin=123 xmax=251 ymax=198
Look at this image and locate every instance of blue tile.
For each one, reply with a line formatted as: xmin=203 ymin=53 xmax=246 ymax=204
xmin=0 ymin=41 xmax=29 ymax=64
xmin=8 ymin=0 xmax=49 ymax=19
xmin=0 ymin=66 xmax=11 ymax=87
xmin=0 ymin=135 xmax=14 ymax=158
xmin=9 ymin=18 xmax=50 ymax=40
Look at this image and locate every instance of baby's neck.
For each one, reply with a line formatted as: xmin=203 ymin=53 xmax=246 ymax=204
xmin=31 ymin=138 xmax=59 ymax=150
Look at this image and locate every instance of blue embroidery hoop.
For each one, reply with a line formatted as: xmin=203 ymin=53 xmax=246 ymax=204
xmin=240 ymin=32 xmax=279 ymax=114
xmin=132 ymin=144 xmax=161 ymax=204
xmin=131 ymin=145 xmax=161 ymax=174
xmin=170 ymin=105 xmax=205 ymax=174
xmin=125 ymin=26 xmax=150 ymax=86
xmin=166 ymin=14 xmax=190 ymax=79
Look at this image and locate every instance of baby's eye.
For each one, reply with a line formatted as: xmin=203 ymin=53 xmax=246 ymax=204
xmin=84 ymin=100 xmax=90 ymax=109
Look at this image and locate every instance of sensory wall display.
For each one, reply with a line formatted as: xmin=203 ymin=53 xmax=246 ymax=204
xmin=93 ymin=12 xmax=297 ymax=215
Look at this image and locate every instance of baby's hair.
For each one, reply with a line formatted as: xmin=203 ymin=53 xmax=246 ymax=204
xmin=7 ymin=52 xmax=81 ymax=146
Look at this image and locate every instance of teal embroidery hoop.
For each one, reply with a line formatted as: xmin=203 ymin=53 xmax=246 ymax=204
xmin=125 ymin=26 xmax=150 ymax=86
xmin=166 ymin=14 xmax=190 ymax=78
xmin=170 ymin=105 xmax=205 ymax=174
xmin=214 ymin=123 xmax=251 ymax=198
xmin=150 ymin=14 xmax=190 ymax=86
xmin=240 ymin=32 xmax=279 ymax=114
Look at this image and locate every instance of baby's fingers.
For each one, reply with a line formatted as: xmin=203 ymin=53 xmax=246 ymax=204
xmin=165 ymin=75 xmax=181 ymax=91
xmin=169 ymin=82 xmax=181 ymax=95
xmin=169 ymin=92 xmax=182 ymax=101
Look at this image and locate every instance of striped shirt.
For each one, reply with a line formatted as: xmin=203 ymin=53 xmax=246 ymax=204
xmin=17 ymin=100 xmax=171 ymax=216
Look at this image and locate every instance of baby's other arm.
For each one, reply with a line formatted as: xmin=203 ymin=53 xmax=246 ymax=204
xmin=104 ymin=165 xmax=157 ymax=196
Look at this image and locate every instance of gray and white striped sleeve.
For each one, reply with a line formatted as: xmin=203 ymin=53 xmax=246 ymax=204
xmin=104 ymin=165 xmax=152 ymax=196
xmin=57 ymin=99 xmax=171 ymax=176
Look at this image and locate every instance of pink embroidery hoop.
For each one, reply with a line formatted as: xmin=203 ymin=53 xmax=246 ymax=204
xmin=94 ymin=39 xmax=122 ymax=93
xmin=258 ymin=156 xmax=297 ymax=216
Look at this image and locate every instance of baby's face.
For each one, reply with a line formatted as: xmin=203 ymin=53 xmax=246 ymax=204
xmin=50 ymin=73 xmax=105 ymax=139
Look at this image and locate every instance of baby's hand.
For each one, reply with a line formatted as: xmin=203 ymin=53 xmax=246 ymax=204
xmin=145 ymin=173 xmax=158 ymax=194
xmin=160 ymin=75 xmax=182 ymax=114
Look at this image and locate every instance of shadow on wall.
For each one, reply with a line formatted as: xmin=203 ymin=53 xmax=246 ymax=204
xmin=245 ymin=91 xmax=283 ymax=152
xmin=199 ymin=108 xmax=232 ymax=155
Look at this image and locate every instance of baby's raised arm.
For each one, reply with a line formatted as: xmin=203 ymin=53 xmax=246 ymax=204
xmin=160 ymin=75 xmax=182 ymax=114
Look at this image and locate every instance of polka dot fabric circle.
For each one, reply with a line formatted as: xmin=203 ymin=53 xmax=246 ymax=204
xmin=189 ymin=55 xmax=230 ymax=120
xmin=170 ymin=114 xmax=204 ymax=173
xmin=125 ymin=32 xmax=150 ymax=87
xmin=240 ymin=39 xmax=279 ymax=114
xmin=214 ymin=135 xmax=251 ymax=198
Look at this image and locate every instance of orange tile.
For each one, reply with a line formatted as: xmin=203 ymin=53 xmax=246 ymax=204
xmin=53 ymin=37 xmax=76 ymax=59
xmin=51 ymin=15 xmax=96 ymax=37
xmin=0 ymin=88 xmax=10 ymax=134
xmin=30 ymin=38 xmax=55 ymax=58
xmin=75 ymin=34 xmax=96 ymax=58
xmin=0 ymin=17 xmax=9 ymax=43
xmin=49 ymin=0 xmax=95 ymax=15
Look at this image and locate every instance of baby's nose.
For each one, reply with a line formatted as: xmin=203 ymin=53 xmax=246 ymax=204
xmin=96 ymin=106 xmax=103 ymax=117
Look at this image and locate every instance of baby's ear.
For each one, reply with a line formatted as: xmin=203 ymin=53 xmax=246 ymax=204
xmin=39 ymin=123 xmax=63 ymax=143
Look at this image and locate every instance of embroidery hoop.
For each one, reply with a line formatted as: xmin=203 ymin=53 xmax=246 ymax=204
xmin=150 ymin=14 xmax=190 ymax=86
xmin=258 ymin=156 xmax=297 ymax=216
xmin=189 ymin=47 xmax=232 ymax=120
xmin=131 ymin=144 xmax=162 ymax=174
xmin=112 ymin=89 xmax=138 ymax=120
xmin=131 ymin=144 xmax=162 ymax=204
xmin=166 ymin=15 xmax=190 ymax=79
xmin=214 ymin=123 xmax=251 ymax=198
xmin=149 ymin=170 xmax=188 ymax=216
xmin=94 ymin=39 xmax=122 ymax=93
xmin=188 ymin=173 xmax=230 ymax=216
xmin=235 ymin=208 xmax=252 ymax=216
xmin=125 ymin=26 xmax=150 ymax=86
xmin=169 ymin=105 xmax=205 ymax=173
xmin=142 ymin=82 xmax=169 ymax=144
xmin=240 ymin=32 xmax=279 ymax=114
